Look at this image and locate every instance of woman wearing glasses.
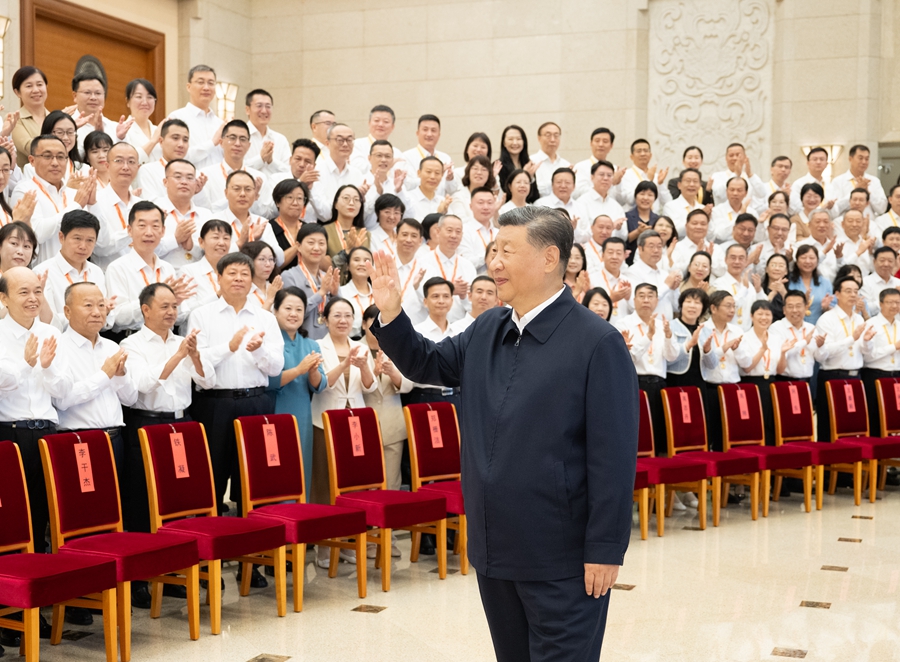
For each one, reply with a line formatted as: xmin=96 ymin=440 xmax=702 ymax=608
xmin=240 ymin=240 xmax=282 ymax=312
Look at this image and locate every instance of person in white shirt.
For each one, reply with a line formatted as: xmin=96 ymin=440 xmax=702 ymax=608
xmin=351 ymin=104 xmax=404 ymax=173
xmin=33 ymin=210 xmax=107 ymax=331
xmin=790 ymin=147 xmax=831 ymax=214
xmin=178 ymin=219 xmax=232 ymax=324
xmin=753 ymin=155 xmax=795 ymax=215
xmin=105 ymin=201 xmax=194 ymax=337
xmin=671 ymin=209 xmax=714 ymax=274
xmin=814 ymin=274 xmax=875 ymax=440
xmin=860 ymin=247 xmax=900 ymax=316
xmin=707 ymin=142 xmax=767 ymax=207
xmin=406 ymin=277 xmax=461 ymax=409
xmin=828 ymin=144 xmax=887 ymax=220
xmin=575 ymin=160 xmax=626 ymax=244
xmin=135 ymin=119 xmax=192 ymax=203
xmin=712 ymin=213 xmax=761 ymax=278
xmin=119 ymin=282 xmax=214 ymax=533
xmin=339 ymin=246 xmax=376 ymax=338
xmin=450 ymin=275 xmax=498 ymax=335
xmin=662 ymin=168 xmax=709 ymax=239
xmin=308 ymin=109 xmax=335 ymax=156
xmin=121 ymin=78 xmax=161 ymax=163
xmin=573 ymin=127 xmax=615 ymax=199
xmin=390 ymin=218 xmax=429 ymax=324
xmin=54 ymin=281 xmax=138 ymax=477
xmin=243 ymin=89 xmax=290 ymax=177
xmin=421 ymin=215 xmax=476 ymax=323
xmin=698 ymin=290 xmax=744 ymax=450
xmin=362 ymin=140 xmax=406 ymax=228
xmin=499 ymin=168 xmax=534 ymax=216
xmin=711 ymin=177 xmax=757 ymax=243
xmin=614 ymin=138 xmax=671 ymax=212
xmin=627 ymin=230 xmax=681 ymax=320
xmin=279 ymin=224 xmax=340 ymax=340
xmin=153 ymin=159 xmax=210 ymax=269
xmin=168 ymin=65 xmax=223 ymax=169
xmin=401 ymin=114 xmax=457 ymax=196
xmin=595 ymin=237 xmax=633 ymax=322
xmin=530 ymin=122 xmax=570 ymax=198
xmin=448 ymin=154 xmax=497 ymax=223
xmin=711 ymin=243 xmax=766 ymax=330
xmin=874 ymin=184 xmax=900 ymax=238
xmin=756 ymin=213 xmax=793 ymax=275
xmin=462 ymin=187 xmax=500 ymax=273
xmin=196 ymin=119 xmax=270 ymax=214
xmin=89 ymin=141 xmax=143 ymax=269
xmin=187 ymin=252 xmax=284 ymax=513
xmin=267 ymin=138 xmax=321 ymax=222
xmin=309 ymin=123 xmax=365 ymax=222
xmin=839 ymin=209 xmax=875 ymax=275
xmin=795 ymin=209 xmax=845 ymax=283
xmin=223 ymin=170 xmax=284 ymax=266
xmin=839 ymin=188 xmax=875 ymax=232
xmin=11 ymin=135 xmax=95 ymax=264
xmin=368 ymin=193 xmax=405 ymax=258
xmin=861 ymin=287 xmax=900 ymax=428
xmin=769 ymin=289 xmax=821 ymax=381
xmin=404 ymin=156 xmax=451 ymax=221
xmin=69 ymin=72 xmax=120 ymax=152
xmin=535 ymin=168 xmax=584 ymax=229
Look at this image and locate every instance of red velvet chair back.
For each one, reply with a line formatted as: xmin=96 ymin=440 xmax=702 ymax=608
xmin=235 ymin=414 xmax=305 ymax=510
xmin=139 ymin=422 xmax=216 ymax=523
xmin=0 ymin=442 xmax=33 ymax=553
xmin=404 ymin=403 xmax=461 ymax=485
xmin=661 ymin=386 xmax=708 ymax=455
xmin=718 ymin=383 xmax=764 ymax=448
xmin=771 ymin=381 xmax=816 ymax=443
xmin=825 ymin=379 xmax=869 ymax=440
xmin=637 ymin=391 xmax=654 ymax=458
xmin=322 ymin=408 xmax=386 ymax=497
xmin=876 ymin=378 xmax=900 ymax=437
xmin=40 ymin=431 xmax=122 ymax=545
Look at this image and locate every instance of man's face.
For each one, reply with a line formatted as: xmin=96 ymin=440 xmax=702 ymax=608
xmin=223 ymin=126 xmax=251 ymax=163
xmin=634 ymin=287 xmax=658 ymax=316
xmin=470 ymin=192 xmax=495 ymax=223
xmin=591 ymin=165 xmax=614 ymax=196
xmin=310 ymin=112 xmax=335 ymax=143
xmin=161 ymin=126 xmax=190 ymax=160
xmin=108 ymin=145 xmax=139 ymax=187
xmin=369 ymin=145 xmax=393 ymax=174
xmin=74 ymin=79 xmax=105 ymax=114
xmin=143 ymin=287 xmax=179 ymax=331
xmin=881 ymin=294 xmax=900 ymax=321
xmin=438 ymin=217 xmax=464 ymax=255
xmin=164 ymin=162 xmax=197 ymax=199
xmin=807 ymin=151 xmax=828 ymax=177
xmin=425 ymin=284 xmax=453 ymax=317
xmin=890 ymin=188 xmax=900 ymax=213
xmin=128 ymin=210 xmax=165 ymax=252
xmin=638 ymin=236 xmax=663 ymax=267
xmin=0 ymin=269 xmax=43 ymax=322
xmin=875 ymin=252 xmax=896 ymax=279
xmin=727 ymin=179 xmax=748 ymax=207
xmin=592 ymin=216 xmax=613 ymax=245
xmin=733 ymin=221 xmax=756 ymax=247
xmin=884 ymin=234 xmax=900 ymax=254
xmin=64 ymin=285 xmax=108 ymax=337
xmin=489 ymin=225 xmax=558 ymax=306
xmin=551 ymin=172 xmax=574 ymax=202
xmin=538 ymin=124 xmax=561 ymax=155
xmin=245 ymin=93 xmax=272 ymax=128
xmin=810 ymin=212 xmax=831 ymax=240
xmin=369 ymin=111 xmax=394 ymax=140
xmin=396 ymin=225 xmax=421 ymax=255
xmin=631 ymin=142 xmax=651 ymax=170
xmin=416 ymin=120 xmax=441 ymax=151
xmin=218 ymin=263 xmax=253 ymax=297
xmin=328 ymin=125 xmax=355 ymax=161
xmin=849 ymin=192 xmax=869 ymax=212
xmin=725 ymin=145 xmax=745 ymax=170
xmin=842 ymin=211 xmax=864 ymax=238
xmin=187 ymin=71 xmax=216 ymax=108
xmin=290 ymin=147 xmax=317 ymax=179
xmin=470 ymin=280 xmax=498 ymax=316
xmin=685 ymin=214 xmax=708 ymax=243
xmin=725 ymin=247 xmax=747 ymax=276
xmin=768 ymin=218 xmax=790 ymax=245
xmin=590 ymin=132 xmax=612 ymax=160
xmin=836 ymin=281 xmax=859 ymax=310
xmin=849 ymin=148 xmax=870 ymax=175
xmin=783 ymin=296 xmax=806 ymax=325
xmin=679 ymin=172 xmax=701 ymax=198
xmin=418 ymin=160 xmax=444 ymax=191
xmin=602 ymin=242 xmax=625 ymax=272
xmin=30 ymin=138 xmax=68 ymax=184
xmin=226 ymin=173 xmax=256 ymax=211
xmin=771 ymin=158 xmax=792 ymax=183
xmin=59 ymin=227 xmax=97 ymax=264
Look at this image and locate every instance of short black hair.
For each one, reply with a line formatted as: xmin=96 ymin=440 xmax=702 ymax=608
xmin=833 ymin=275 xmax=860 ymax=293
xmin=750 ymin=300 xmax=772 ymax=316
xmin=471 ymin=275 xmax=496 ymax=289
xmin=686 ymin=208 xmax=709 ymax=224
xmin=874 ymin=246 xmax=897 ymax=261
xmin=590 ymin=127 xmax=615 ymax=142
xmin=734 ymin=213 xmax=758 ymax=227
xmin=139 ymin=282 xmax=175 ymax=309
xmin=370 ymin=139 xmax=393 ymax=154
xmin=602 ymin=237 xmax=626 ymax=251
xmin=419 ymin=155 xmax=443 ymax=171
xmin=423 ymin=276 xmax=454 ymax=297
xmin=297 ymin=223 xmax=328 ymax=243
xmin=220 ymin=119 xmax=250 ymax=138
xmin=292 ymin=138 xmax=320 ymax=160
xmin=800 ymin=182 xmax=825 ymax=201
xmin=161 ymin=118 xmax=189 ymax=137
xmin=418 ymin=114 xmax=440 ymax=128
xmin=848 ymin=144 xmax=870 ymax=158
xmin=30 ymin=134 xmax=66 ymax=156
xmin=806 ymin=147 xmax=828 ymax=160
xmin=880 ymin=288 xmax=900 ymax=303
xmin=61 ymin=209 xmax=101 ymax=237
xmin=397 ymin=218 xmax=423 ymax=236
xmin=369 ymin=105 xmax=395 ymax=121
xmin=590 ymin=160 xmax=615 ymax=175
xmin=200 ymin=219 xmax=232 ymax=238
xmin=323 ymin=296 xmax=352 ymax=319
xmin=551 ymin=167 xmax=575 ymax=184
xmin=375 ymin=193 xmax=405 ymax=217
xmin=216 ymin=252 xmax=255 ymax=277
xmin=128 ymin=200 xmax=164 ymax=225
xmin=187 ymin=64 xmax=215 ymax=82
xmin=634 ymin=180 xmax=658 ymax=199
xmin=630 ymin=138 xmax=650 ymax=153
xmin=126 ymin=78 xmax=157 ymax=101
xmin=309 ymin=110 xmax=334 ymax=125
xmin=783 ymin=289 xmax=807 ymax=305
xmin=678 ymin=287 xmax=710 ymax=317
xmin=850 ymin=187 xmax=870 ymax=202
xmin=272 ymin=178 xmax=310 ymax=207
xmin=883 ymin=227 xmax=900 ymax=241
xmin=771 ymin=155 xmax=792 ymax=167
xmin=226 ymin=170 xmax=255 ymax=188
xmin=245 ymin=88 xmax=272 ymax=106
xmin=726 ymin=176 xmax=749 ymax=192
xmin=683 ymin=145 xmax=703 ymax=159
xmin=164 ymin=158 xmax=196 ymax=175
xmin=71 ymin=71 xmax=105 ymax=93
xmin=679 ymin=167 xmax=702 ymax=182
xmin=634 ymin=283 xmax=658 ymax=296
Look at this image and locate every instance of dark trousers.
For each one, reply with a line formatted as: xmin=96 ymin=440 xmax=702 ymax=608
xmin=705 ymin=385 xmax=725 ymax=452
xmin=189 ymin=391 xmax=273 ymax=514
xmin=861 ymin=368 xmax=900 ymax=437
xmin=477 ymin=572 xmax=610 ymax=662
xmin=741 ymin=376 xmax=776 ymax=446
xmin=816 ymin=370 xmax=861 ymax=442
xmin=0 ymin=422 xmax=56 ymax=551
xmin=638 ymin=375 xmax=667 ymax=455
xmin=402 ymin=387 xmax=462 ymax=412
xmin=122 ymin=408 xmax=190 ymax=532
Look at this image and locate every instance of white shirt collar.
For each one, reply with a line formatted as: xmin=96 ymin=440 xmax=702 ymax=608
xmin=511 ymin=286 xmax=567 ymax=334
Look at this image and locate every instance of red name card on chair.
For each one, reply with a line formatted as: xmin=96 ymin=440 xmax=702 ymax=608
xmin=262 ymin=424 xmax=281 ymax=467
xmin=894 ymin=383 xmax=900 ymax=411
xmin=74 ymin=442 xmax=95 ymax=493
xmin=788 ymin=384 xmax=802 ymax=414
xmin=844 ymin=384 xmax=856 ymax=412
xmin=427 ymin=410 xmax=444 ymax=448
xmin=680 ymin=392 xmax=692 ymax=424
xmin=349 ymin=416 xmax=364 ymax=456
xmin=170 ymin=432 xmax=190 ymax=478
xmin=736 ymin=390 xmax=750 ymax=420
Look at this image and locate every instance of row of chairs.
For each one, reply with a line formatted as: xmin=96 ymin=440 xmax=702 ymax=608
xmin=0 ymin=403 xmax=465 ymax=662
xmin=634 ymin=378 xmax=900 ymax=538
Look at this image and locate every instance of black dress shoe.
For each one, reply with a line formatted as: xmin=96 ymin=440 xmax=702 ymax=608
xmin=447 ymin=530 xmax=457 ymax=551
xmin=886 ymin=469 xmax=900 ymax=487
xmin=65 ymin=607 xmax=93 ymax=626
xmin=163 ymin=584 xmax=187 ymax=599
xmin=0 ymin=613 xmax=51 ymax=643
xmin=0 ymin=629 xmax=18 ymax=648
xmin=235 ymin=566 xmax=267 ymax=589
xmin=132 ymin=583 xmax=152 ymax=610
xmin=265 ymin=561 xmax=292 ymax=577
xmin=727 ymin=493 xmax=746 ymax=505
xmin=39 ymin=614 xmax=51 ymax=639
xmin=419 ymin=534 xmax=436 ymax=556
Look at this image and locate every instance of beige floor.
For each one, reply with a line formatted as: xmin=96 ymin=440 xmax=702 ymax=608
xmin=27 ymin=483 xmax=900 ymax=662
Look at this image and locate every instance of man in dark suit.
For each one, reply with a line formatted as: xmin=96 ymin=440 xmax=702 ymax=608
xmin=368 ymin=207 xmax=639 ymax=661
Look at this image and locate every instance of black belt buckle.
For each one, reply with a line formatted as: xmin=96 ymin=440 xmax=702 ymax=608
xmin=17 ymin=420 xmax=51 ymax=430
xmin=234 ymin=388 xmax=252 ymax=398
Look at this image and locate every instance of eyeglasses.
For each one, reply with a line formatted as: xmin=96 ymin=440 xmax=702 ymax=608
xmin=35 ymin=153 xmax=68 ymax=163
xmin=338 ymin=195 xmax=361 ymax=204
xmin=281 ymin=195 xmax=306 ymax=205
xmin=112 ymin=158 xmax=139 ymax=167
xmin=77 ymin=90 xmax=105 ymax=98
xmin=256 ymin=256 xmax=276 ymax=265
xmin=223 ymin=134 xmax=249 ymax=144
xmin=52 ymin=130 xmax=76 ymax=139
xmin=0 ymin=168 xmax=11 ymax=176
xmin=331 ymin=137 xmax=354 ymax=146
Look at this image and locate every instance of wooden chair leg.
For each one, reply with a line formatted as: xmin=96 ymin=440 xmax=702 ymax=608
xmin=239 ymin=561 xmax=252 ymax=596
xmin=23 ymin=607 xmax=38 ymax=662
xmin=409 ymin=531 xmax=421 ymax=563
xmin=293 ymin=543 xmax=304 ymax=613
xmin=354 ymin=536 xmax=367 ymax=599
xmin=665 ymin=489 xmax=676 ymax=517
xmin=828 ymin=468 xmax=838 ymax=494
xmin=639 ymin=488 xmax=648 ymax=540
xmin=185 ymin=564 xmax=200 ymax=640
xmin=50 ymin=605 xmax=64 ymax=645
xmin=436 ymin=518 xmax=447 ymax=579
xmin=458 ymin=514 xmax=469 ymax=575
xmin=773 ymin=475 xmax=783 ymax=502
xmin=803 ymin=466 xmax=812 ymax=513
xmin=868 ymin=459 xmax=877 ymax=503
xmin=655 ymin=484 xmax=665 ymax=537
xmin=150 ymin=579 xmax=163 ymax=619
xmin=328 ymin=546 xmax=339 ymax=579
xmin=878 ymin=464 xmax=888 ymax=491
xmin=816 ymin=465 xmax=824 ymax=510
xmin=208 ymin=559 xmax=222 ymax=635
xmin=721 ymin=480 xmax=729 ymax=508
xmin=750 ymin=473 xmax=759 ymax=521
xmin=102 ymin=587 xmax=117 ymax=662
xmin=697 ymin=481 xmax=707 ymax=530
xmin=762 ymin=470 xmax=771 ymax=518
xmin=452 ymin=522 xmax=461 ymax=555
xmin=273 ymin=546 xmax=287 ymax=617
xmin=381 ymin=527 xmax=392 ymax=592
xmin=854 ymin=462 xmax=862 ymax=506
xmin=117 ymin=581 xmax=131 ymax=662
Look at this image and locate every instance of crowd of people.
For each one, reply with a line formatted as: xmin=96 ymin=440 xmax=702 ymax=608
xmin=1 ymin=59 xmax=899 ymax=645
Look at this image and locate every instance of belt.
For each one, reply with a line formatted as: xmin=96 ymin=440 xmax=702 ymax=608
xmin=67 ymin=427 xmax=122 ymax=437
xmin=126 ymin=408 xmax=185 ymax=420
xmin=820 ymin=369 xmax=859 ymax=378
xmin=411 ymin=387 xmax=460 ymax=397
xmin=197 ymin=387 xmax=266 ymax=399
xmin=863 ymin=368 xmax=900 ymax=377
xmin=0 ymin=420 xmax=55 ymax=430
xmin=638 ymin=375 xmax=665 ymax=384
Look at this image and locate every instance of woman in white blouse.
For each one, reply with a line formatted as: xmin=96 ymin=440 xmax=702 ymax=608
xmin=699 ymin=290 xmax=744 ymax=451
xmin=339 ymin=246 xmax=375 ymax=339
xmin=122 ymin=78 xmax=161 ymax=163
xmin=498 ymin=169 xmax=532 ymax=216
xmin=311 ymin=297 xmax=376 ymax=565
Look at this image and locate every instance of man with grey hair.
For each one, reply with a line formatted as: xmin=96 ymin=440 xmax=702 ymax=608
xmin=368 ymin=206 xmax=638 ymax=661
xmin=309 ymin=122 xmax=365 ymax=222
xmin=794 ymin=208 xmax=845 ymax=282
xmin=308 ymin=109 xmax=335 ymax=155
xmin=627 ymin=229 xmax=682 ymax=320
xmin=168 ymin=64 xmax=223 ymax=169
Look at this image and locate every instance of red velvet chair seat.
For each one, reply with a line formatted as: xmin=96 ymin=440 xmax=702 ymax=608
xmin=160 ymin=517 xmax=285 ymax=561
xmin=248 ymin=504 xmax=366 ymax=544
xmin=418 ymin=480 xmax=465 ymax=514
xmin=59 ymin=532 xmax=198 ymax=583
xmin=335 ymin=490 xmax=447 ymax=529
xmin=731 ymin=445 xmax=814 ymax=471
xmin=678 ymin=450 xmax=760 ymax=476
xmin=786 ymin=441 xmax=864 ymax=465
xmin=634 ymin=468 xmax=649 ymax=491
xmin=637 ymin=457 xmax=708 ymax=484
xmin=839 ymin=437 xmax=900 ymax=460
xmin=0 ymin=553 xmax=117 ymax=608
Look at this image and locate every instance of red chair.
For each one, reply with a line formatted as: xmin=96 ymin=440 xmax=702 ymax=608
xmin=826 ymin=380 xmax=900 ymax=503
xmin=40 ymin=431 xmax=201 ymax=662
xmin=874 ymin=378 xmax=900 ymax=489
xmin=323 ymin=408 xmax=448 ymax=592
xmin=661 ymin=386 xmax=762 ymax=527
xmin=0 ymin=441 xmax=118 ymax=662
xmin=719 ymin=384 xmax=815 ymax=515
xmin=404 ymin=402 xmax=468 ymax=573
xmin=635 ymin=390 xmax=708 ymax=536
xmin=139 ymin=422 xmax=287 ymax=634
xmin=771 ymin=381 xmax=864 ymax=510
xmin=234 ymin=414 xmax=369 ymax=611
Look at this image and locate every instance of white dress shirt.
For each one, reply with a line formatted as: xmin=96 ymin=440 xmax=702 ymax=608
xmin=222 ymin=208 xmax=285 ymax=267
xmin=710 ymin=273 xmax=766 ymax=330
xmin=873 ymin=209 xmax=900 ymax=242
xmin=769 ymin=318 xmax=817 ymax=379
xmin=670 ymin=236 xmax=707 ymax=275
xmin=837 ymin=233 xmax=874 ymax=276
xmin=861 ymin=313 xmax=900 ymax=370
xmin=411 ymin=316 xmax=458 ymax=389
xmin=105 ymin=250 xmax=179 ymax=332
xmin=575 ymin=190 xmax=626 ymax=244
xmin=195 ymin=161 xmax=271 ymax=215
xmin=789 ymin=173 xmax=827 ymax=217
xmin=699 ymin=320 xmax=744 ymax=384
xmin=752 ymin=179 xmax=797 ymax=216
xmin=339 ymin=280 xmax=375 ymax=338
xmin=619 ymin=312 xmax=681 ymax=378
xmin=33 ymin=253 xmax=107 ymax=331
xmin=368 ymin=226 xmax=396 ymax=259
xmin=711 ymin=202 xmax=757 ymax=243
xmin=534 ymin=194 xmax=584 ymax=226
xmin=186 ymin=296 xmax=284 ymax=390
xmin=625 ymin=259 xmax=678 ymax=320
xmin=308 ymin=154 xmax=365 ymax=223
xmin=794 ymin=235 xmax=844 ymax=283
xmin=449 ymin=313 xmax=476 ymax=336
xmin=396 ymin=255 xmax=428 ymax=325
xmin=661 ymin=196 xmax=706 ymax=239
xmin=88 ymin=186 xmax=144 ymax=270
xmin=573 ymin=157 xmax=611 ymax=199
xmin=511 ymin=286 xmax=568 ymax=334
xmin=583 ymin=239 xmax=606 ymax=285
xmin=734 ymin=328 xmax=781 ymax=377
xmin=711 ymin=240 xmax=758 ymax=279
xmin=246 ymin=124 xmax=291 ymax=176
xmin=420 ymin=248 xmax=476 ymax=323
xmin=10 ymin=175 xmax=82 ymax=265
xmin=860 ymin=272 xmax=900 ymax=317
xmin=615 ymin=166 xmax=672 ymax=212
xmin=152 ymin=197 xmax=210 ymax=269
xmin=122 ymin=120 xmax=160 ymax=164
xmin=73 ymin=111 xmax=119 ymax=153
xmin=135 ymin=159 xmax=168 ymax=203
xmin=708 ymin=171 xmax=767 ymax=207
xmin=167 ymin=103 xmax=223 ymax=169
xmin=828 ymin=170 xmax=887 ymax=219
xmin=402 ymin=186 xmax=444 ymax=222
xmin=530 ymin=151 xmax=571 ymax=198
xmin=401 ymin=145 xmax=458 ymax=196
xmin=178 ymin=259 xmax=220 ymax=322
xmin=755 ymin=241 xmax=792 ymax=276
xmin=350 ymin=136 xmax=403 ymax=174
xmin=0 ymin=317 xmax=65 ymax=423
xmin=461 ymin=221 xmax=498 ymax=273
xmin=311 ymin=334 xmax=377 ymax=428
xmin=815 ymin=307 xmax=867 ymax=371
xmin=52 ymin=329 xmax=138 ymax=430
xmin=120 ymin=326 xmax=216 ymax=414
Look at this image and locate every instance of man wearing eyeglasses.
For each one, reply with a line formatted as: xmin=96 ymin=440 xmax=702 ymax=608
xmin=69 ymin=73 xmax=119 ymax=153
xmin=244 ymin=89 xmax=290 ymax=177
xmin=308 ymin=109 xmax=335 ymax=156
xmin=88 ymin=142 xmax=145 ymax=270
xmin=152 ymin=159 xmax=212 ymax=269
xmin=196 ymin=119 xmax=272 ymax=215
xmin=309 ymin=123 xmax=365 ymax=223
xmin=168 ymin=65 xmax=224 ymax=170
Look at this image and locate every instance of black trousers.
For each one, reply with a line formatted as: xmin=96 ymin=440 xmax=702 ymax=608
xmin=477 ymin=572 xmax=610 ymax=662
xmin=638 ymin=375 xmax=667 ymax=455
xmin=816 ymin=370 xmax=861 ymax=442
xmin=0 ymin=422 xmax=56 ymax=552
xmin=402 ymin=387 xmax=462 ymax=412
xmin=704 ymin=385 xmax=725 ymax=452
xmin=122 ymin=408 xmax=190 ymax=532
xmin=189 ymin=391 xmax=273 ymax=514
xmin=741 ymin=376 xmax=776 ymax=446
xmin=861 ymin=368 xmax=900 ymax=437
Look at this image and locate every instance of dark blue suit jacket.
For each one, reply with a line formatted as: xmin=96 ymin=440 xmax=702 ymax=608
xmin=372 ymin=291 xmax=639 ymax=581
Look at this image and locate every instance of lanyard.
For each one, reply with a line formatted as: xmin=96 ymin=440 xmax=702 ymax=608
xmin=275 ymin=217 xmax=296 ymax=247
xmin=475 ymin=225 xmax=496 ymax=249
xmin=885 ymin=324 xmax=897 ymax=363
xmin=839 ymin=317 xmax=855 ymax=338
xmin=399 ymin=259 xmax=417 ymax=298
xmin=434 ymin=250 xmax=458 ymax=281
xmin=354 ymin=292 xmax=373 ymax=313
xmin=115 ymin=204 xmax=127 ymax=229
xmin=205 ymin=271 xmax=218 ymax=293
xmin=0 ymin=208 xmax=9 ymax=226
xmin=140 ymin=267 xmax=161 ymax=287
xmin=636 ymin=323 xmax=653 ymax=357
xmin=632 ymin=167 xmax=646 ymax=181
xmin=170 ymin=208 xmax=196 ymax=224
xmin=789 ymin=326 xmax=806 ymax=358
xmin=253 ymin=289 xmax=265 ymax=305
xmin=298 ymin=261 xmax=325 ymax=314
xmin=600 ymin=270 xmax=618 ymax=314
xmin=33 ymin=177 xmax=66 ymax=213
xmin=64 ymin=270 xmax=88 ymax=285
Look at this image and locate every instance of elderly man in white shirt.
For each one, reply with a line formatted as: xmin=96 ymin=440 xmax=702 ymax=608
xmin=838 ymin=209 xmax=875 ymax=276
xmin=351 ymin=104 xmax=404 ymax=173
xmin=420 ymin=214 xmax=476 ymax=323
xmin=712 ymin=214 xmax=761 ymax=278
xmin=627 ymin=230 xmax=681 ymax=320
xmin=663 ymin=168 xmax=709 ymax=239
xmin=769 ymin=289 xmax=821 ymax=381
xmin=860 ymin=247 xmax=900 ymax=316
xmin=244 ymin=89 xmax=290 ymax=177
xmin=828 ymin=145 xmax=887 ymax=220
xmin=135 ymin=119 xmax=192 ymax=203
xmin=614 ymin=138 xmax=672 ymax=212
xmin=670 ymin=209 xmax=714 ymax=274
xmin=309 ymin=123 xmax=365 ymax=223
xmin=530 ymin=122 xmax=570 ymax=198
xmin=753 ymin=155 xmax=796 ymax=215
xmin=575 ymin=160 xmax=626 ymax=244
xmin=795 ymin=209 xmax=845 ymax=283
xmin=789 ymin=147 xmax=830 ymax=214
xmin=535 ymin=168 xmax=585 ymax=232
xmin=711 ymin=176 xmax=757 ymax=243
xmin=592 ymin=237 xmax=633 ymax=323
xmin=711 ymin=243 xmax=767 ymax=330
xmin=70 ymin=73 xmax=120 ymax=152
xmin=88 ymin=142 xmax=144 ymax=270
xmin=707 ymin=143 xmax=767 ymax=207
xmin=573 ymin=128 xmax=615 ymax=199
xmin=168 ymin=65 xmax=223 ymax=169
xmin=401 ymin=114 xmax=457 ymax=196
